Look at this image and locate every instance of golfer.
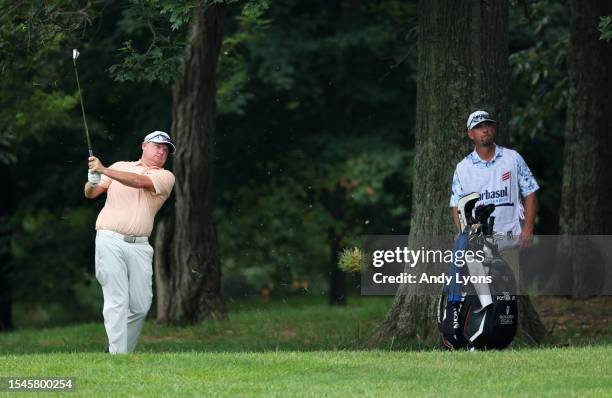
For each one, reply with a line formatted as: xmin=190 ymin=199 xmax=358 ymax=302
xmin=450 ymin=110 xmax=539 ymax=273
xmin=84 ymin=131 xmax=176 ymax=354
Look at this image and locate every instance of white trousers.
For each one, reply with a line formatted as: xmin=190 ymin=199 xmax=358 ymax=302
xmin=95 ymin=230 xmax=154 ymax=354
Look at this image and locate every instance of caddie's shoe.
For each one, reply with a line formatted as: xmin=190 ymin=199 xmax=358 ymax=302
xmin=104 ymin=345 xmax=109 ymax=353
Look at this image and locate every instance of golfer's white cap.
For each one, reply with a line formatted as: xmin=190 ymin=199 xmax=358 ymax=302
xmin=467 ymin=110 xmax=496 ymax=130
xmin=143 ymin=131 xmax=176 ymax=154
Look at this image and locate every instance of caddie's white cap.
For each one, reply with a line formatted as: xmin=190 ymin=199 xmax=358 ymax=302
xmin=143 ymin=131 xmax=176 ymax=154
xmin=467 ymin=110 xmax=496 ymax=130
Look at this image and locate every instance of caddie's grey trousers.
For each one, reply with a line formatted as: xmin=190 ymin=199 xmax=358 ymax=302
xmin=95 ymin=230 xmax=153 ymax=354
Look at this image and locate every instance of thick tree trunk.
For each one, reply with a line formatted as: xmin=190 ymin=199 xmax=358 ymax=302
xmin=374 ymin=0 xmax=544 ymax=346
xmin=0 ymin=166 xmax=13 ymax=331
xmin=557 ymin=0 xmax=612 ymax=297
xmin=155 ymin=2 xmax=227 ymax=324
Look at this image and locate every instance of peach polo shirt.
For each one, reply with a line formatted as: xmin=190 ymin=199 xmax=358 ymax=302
xmin=95 ymin=160 xmax=175 ymax=237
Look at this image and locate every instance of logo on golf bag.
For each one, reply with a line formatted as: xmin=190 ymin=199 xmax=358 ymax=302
xmin=497 ymin=292 xmax=511 ymax=301
xmin=499 ymin=305 xmax=515 ymax=325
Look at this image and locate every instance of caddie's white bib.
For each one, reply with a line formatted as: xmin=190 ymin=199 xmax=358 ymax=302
xmin=455 ymin=148 xmax=523 ymax=237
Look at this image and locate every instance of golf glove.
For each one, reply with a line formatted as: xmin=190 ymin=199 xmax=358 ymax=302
xmin=88 ymin=171 xmax=101 ymax=186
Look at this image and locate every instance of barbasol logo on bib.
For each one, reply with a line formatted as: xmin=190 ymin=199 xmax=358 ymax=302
xmin=479 ymin=187 xmax=508 ymax=201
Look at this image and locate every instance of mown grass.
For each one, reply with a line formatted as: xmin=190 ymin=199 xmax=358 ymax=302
xmin=1 ymin=296 xmax=611 ymax=397
xmin=2 ymin=348 xmax=611 ymax=397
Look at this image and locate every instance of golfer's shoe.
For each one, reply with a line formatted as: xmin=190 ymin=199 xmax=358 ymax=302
xmin=104 ymin=345 xmax=109 ymax=353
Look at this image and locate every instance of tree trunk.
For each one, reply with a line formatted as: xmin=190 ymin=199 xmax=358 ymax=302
xmin=155 ymin=2 xmax=227 ymax=324
xmin=324 ymin=0 xmax=360 ymax=306
xmin=557 ymin=0 xmax=612 ymax=296
xmin=154 ymin=217 xmax=173 ymax=323
xmin=374 ymin=0 xmax=544 ymax=346
xmin=329 ymin=231 xmax=347 ymax=305
xmin=0 ymin=249 xmax=13 ymax=332
xmin=0 ymin=166 xmax=13 ymax=332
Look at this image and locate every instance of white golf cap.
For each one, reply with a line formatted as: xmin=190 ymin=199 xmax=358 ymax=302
xmin=467 ymin=110 xmax=496 ymax=130
xmin=143 ymin=131 xmax=176 ymax=154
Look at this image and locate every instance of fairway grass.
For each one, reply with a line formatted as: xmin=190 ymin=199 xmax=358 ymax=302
xmin=2 ymin=348 xmax=611 ymax=397
xmin=1 ymin=296 xmax=611 ymax=396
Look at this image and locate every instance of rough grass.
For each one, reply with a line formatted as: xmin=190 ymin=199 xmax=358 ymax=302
xmin=0 ymin=296 xmax=392 ymax=354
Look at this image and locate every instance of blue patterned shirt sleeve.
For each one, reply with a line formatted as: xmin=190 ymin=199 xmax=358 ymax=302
xmin=449 ymin=169 xmax=463 ymax=207
xmin=516 ymin=153 xmax=539 ymax=197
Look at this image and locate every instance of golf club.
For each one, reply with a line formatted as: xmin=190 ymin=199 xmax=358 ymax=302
xmin=72 ymin=49 xmax=93 ymax=157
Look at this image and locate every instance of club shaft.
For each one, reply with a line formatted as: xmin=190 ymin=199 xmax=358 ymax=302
xmin=73 ymin=60 xmax=93 ymax=156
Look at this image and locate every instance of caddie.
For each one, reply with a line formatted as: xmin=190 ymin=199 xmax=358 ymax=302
xmin=450 ymin=110 xmax=539 ymax=272
xmin=84 ymin=131 xmax=176 ymax=354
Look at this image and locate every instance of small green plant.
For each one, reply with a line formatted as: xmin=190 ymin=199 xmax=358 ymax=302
xmin=599 ymin=15 xmax=612 ymax=42
xmin=338 ymin=247 xmax=363 ymax=273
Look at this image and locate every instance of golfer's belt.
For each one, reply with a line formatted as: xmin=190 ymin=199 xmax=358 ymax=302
xmin=98 ymin=230 xmax=149 ymax=243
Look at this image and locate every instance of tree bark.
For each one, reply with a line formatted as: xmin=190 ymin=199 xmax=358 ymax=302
xmin=155 ymin=2 xmax=227 ymax=324
xmin=373 ymin=0 xmax=544 ymax=346
xmin=328 ymin=187 xmax=347 ymax=305
xmin=0 ymin=166 xmax=13 ymax=331
xmin=154 ymin=217 xmax=173 ymax=323
xmin=329 ymin=231 xmax=347 ymax=305
xmin=0 ymin=243 xmax=13 ymax=332
xmin=557 ymin=0 xmax=612 ymax=297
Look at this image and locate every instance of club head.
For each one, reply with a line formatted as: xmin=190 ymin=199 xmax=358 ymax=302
xmin=73 ymin=49 xmax=80 ymax=60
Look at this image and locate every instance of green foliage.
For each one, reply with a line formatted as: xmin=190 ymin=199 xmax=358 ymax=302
xmin=310 ymin=137 xmax=412 ymax=208
xmin=217 ymin=137 xmax=412 ymax=293
xmin=214 ymin=0 xmax=416 ymax=294
xmin=108 ymin=39 xmax=185 ymax=83
xmin=7 ymin=204 xmax=100 ymax=318
xmin=217 ymin=2 xmax=271 ymax=114
xmin=338 ymin=247 xmax=363 ymax=273
xmin=0 ymin=0 xmax=95 ymax=164
xmin=158 ymin=0 xmax=197 ymax=31
xmin=509 ymin=1 xmax=569 ymax=140
xmin=508 ymin=0 xmax=569 ymax=233
xmin=0 ymin=133 xmax=16 ymax=165
xmin=108 ymin=0 xmax=270 ymax=84
xmin=599 ymin=15 xmax=612 ymax=42
xmin=218 ymin=176 xmax=329 ymax=295
xmin=14 ymin=90 xmax=78 ymax=135
xmin=108 ymin=0 xmax=191 ymax=83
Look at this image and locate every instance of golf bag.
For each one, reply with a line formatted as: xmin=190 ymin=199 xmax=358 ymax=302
xmin=437 ymin=193 xmax=518 ymax=350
